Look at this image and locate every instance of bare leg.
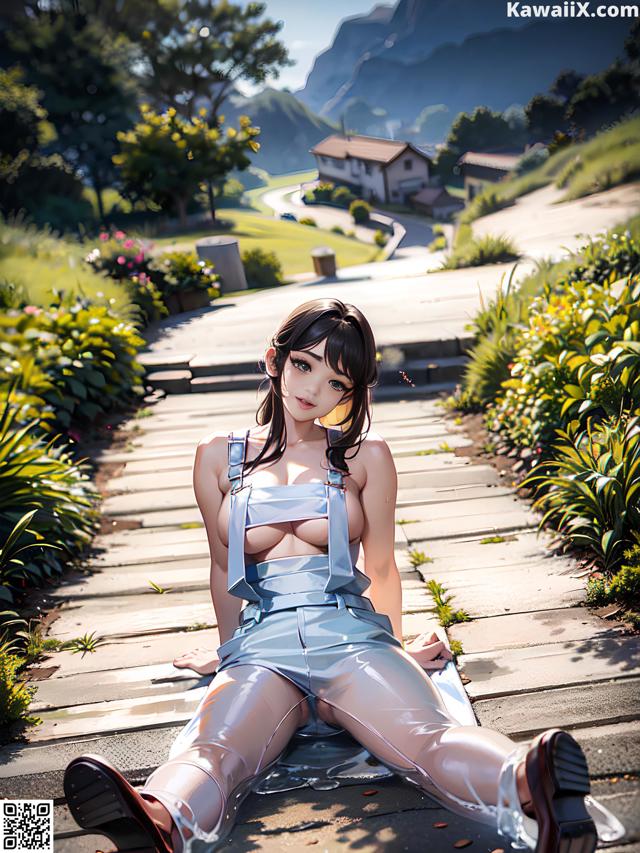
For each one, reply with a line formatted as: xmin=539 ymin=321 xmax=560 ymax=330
xmin=142 ymin=664 xmax=310 ymax=849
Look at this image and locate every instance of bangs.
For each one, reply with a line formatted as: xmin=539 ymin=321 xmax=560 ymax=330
xmin=294 ymin=317 xmax=365 ymax=386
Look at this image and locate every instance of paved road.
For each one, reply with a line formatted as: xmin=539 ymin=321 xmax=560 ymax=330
xmin=262 ymin=183 xmax=437 ymax=257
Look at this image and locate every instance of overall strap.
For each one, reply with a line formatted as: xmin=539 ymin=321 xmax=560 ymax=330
xmin=227 ymin=429 xmax=250 ymax=492
xmin=323 ymin=427 xmax=356 ymax=594
xmin=324 ymin=426 xmax=346 ymax=488
xmin=226 ymin=429 xmax=260 ymax=603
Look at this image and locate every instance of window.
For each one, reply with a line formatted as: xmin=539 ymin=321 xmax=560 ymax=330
xmin=364 ymin=163 xmax=372 ymax=176
xmin=404 ymin=159 xmax=412 ymax=171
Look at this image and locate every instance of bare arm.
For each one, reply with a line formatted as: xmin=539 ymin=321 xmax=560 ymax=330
xmin=358 ymin=434 xmax=404 ymax=647
xmin=193 ymin=435 xmax=242 ymax=646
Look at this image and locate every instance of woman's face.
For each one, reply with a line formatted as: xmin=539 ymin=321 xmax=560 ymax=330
xmin=268 ymin=339 xmax=354 ymax=422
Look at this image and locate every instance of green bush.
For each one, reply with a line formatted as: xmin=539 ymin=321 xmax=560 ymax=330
xmin=149 ymin=250 xmax=220 ymax=297
xmin=486 ymin=271 xmax=640 ymax=452
xmin=521 ymin=414 xmax=640 ymax=572
xmin=299 ymin=217 xmax=317 ymax=227
xmin=428 ymin=235 xmax=447 ymax=252
xmin=374 ymin=229 xmax=388 ymax=247
xmin=349 ymin=199 xmax=371 ymax=224
xmin=313 ymin=182 xmax=335 ymax=202
xmin=0 ymin=632 xmax=39 ymax=731
xmin=586 ymin=545 xmax=640 ymax=610
xmin=0 ymin=394 xmax=100 ymax=608
xmin=332 ymin=186 xmax=355 ymax=208
xmin=0 ymin=289 xmax=147 ymax=433
xmin=440 ymin=229 xmax=520 ymax=269
xmin=241 ymin=247 xmax=283 ymax=288
xmin=330 ymin=225 xmax=345 ymax=235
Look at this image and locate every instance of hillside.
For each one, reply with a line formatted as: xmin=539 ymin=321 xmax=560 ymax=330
xmin=221 ymin=87 xmax=338 ymax=174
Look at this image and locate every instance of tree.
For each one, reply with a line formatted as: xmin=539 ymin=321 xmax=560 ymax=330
xmin=549 ymin=69 xmax=585 ymax=103
xmin=135 ymin=0 xmax=293 ymax=120
xmin=566 ymin=63 xmax=640 ymax=137
xmin=1 ymin=7 xmax=140 ymax=222
xmin=434 ymin=107 xmax=521 ymax=181
xmin=189 ymin=110 xmax=260 ymax=223
xmin=113 ymin=105 xmax=259 ymax=227
xmin=525 ymin=94 xmax=567 ymax=143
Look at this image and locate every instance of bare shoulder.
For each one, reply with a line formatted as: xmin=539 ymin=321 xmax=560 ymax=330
xmin=360 ymin=430 xmax=393 ymax=460
xmin=194 ymin=430 xmax=229 ymax=482
xmin=354 ymin=430 xmax=395 ymax=489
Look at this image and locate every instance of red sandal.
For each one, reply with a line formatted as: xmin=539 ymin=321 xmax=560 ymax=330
xmin=63 ymin=754 xmax=178 ymax=853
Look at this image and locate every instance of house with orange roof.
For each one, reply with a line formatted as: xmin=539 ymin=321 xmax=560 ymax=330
xmin=309 ymin=134 xmax=433 ymax=205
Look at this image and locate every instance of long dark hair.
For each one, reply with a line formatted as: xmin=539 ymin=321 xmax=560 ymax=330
xmin=245 ymin=298 xmax=378 ymax=478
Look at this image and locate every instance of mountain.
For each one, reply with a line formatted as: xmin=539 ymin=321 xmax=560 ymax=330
xmin=220 ymin=87 xmax=339 ymax=175
xmin=294 ymin=4 xmax=395 ymax=113
xmin=297 ymin=0 xmax=532 ymax=115
xmin=323 ymin=16 xmax=633 ymax=124
xmin=297 ymin=0 xmax=633 ymax=125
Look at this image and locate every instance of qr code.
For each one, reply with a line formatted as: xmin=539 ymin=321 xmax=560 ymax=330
xmin=0 ymin=800 xmax=53 ymax=853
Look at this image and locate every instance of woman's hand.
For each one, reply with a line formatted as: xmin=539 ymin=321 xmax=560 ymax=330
xmin=403 ymin=631 xmax=454 ymax=671
xmin=173 ymin=648 xmax=221 ymax=676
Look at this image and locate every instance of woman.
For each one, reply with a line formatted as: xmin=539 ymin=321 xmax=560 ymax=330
xmin=64 ymin=299 xmax=614 ymax=853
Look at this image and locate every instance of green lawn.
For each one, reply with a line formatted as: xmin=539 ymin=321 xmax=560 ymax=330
xmin=147 ymin=209 xmax=382 ymax=277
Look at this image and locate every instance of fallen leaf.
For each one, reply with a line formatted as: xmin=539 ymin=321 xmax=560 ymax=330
xmin=305 ymin=841 xmax=319 ymax=846
xmin=362 ymin=789 xmax=378 ymax=796
xmin=490 ymin=849 xmax=505 ymax=852
xmin=433 ymin=821 xmax=448 ymax=828
xmin=453 ymin=840 xmax=473 ymax=848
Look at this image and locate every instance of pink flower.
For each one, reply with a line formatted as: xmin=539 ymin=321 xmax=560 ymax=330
xmin=24 ymin=305 xmax=41 ymax=315
xmin=117 ymin=255 xmax=126 ymax=264
xmin=134 ymin=252 xmax=144 ymax=263
xmin=139 ymin=273 xmax=147 ymax=282
xmin=127 ymin=261 xmax=134 ymax=268
xmin=99 ymin=232 xmax=109 ymax=241
xmin=115 ymin=230 xmax=126 ymax=240
xmin=123 ymin=239 xmax=135 ymax=249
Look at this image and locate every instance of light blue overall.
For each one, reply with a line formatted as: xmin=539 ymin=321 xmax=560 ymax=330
xmin=141 ymin=427 xmax=625 ymax=852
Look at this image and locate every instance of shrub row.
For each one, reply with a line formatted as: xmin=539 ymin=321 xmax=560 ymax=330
xmin=455 ymin=225 xmax=640 ymax=617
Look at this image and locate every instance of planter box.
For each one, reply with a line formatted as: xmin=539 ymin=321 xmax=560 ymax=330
xmin=179 ymin=287 xmax=211 ymax=312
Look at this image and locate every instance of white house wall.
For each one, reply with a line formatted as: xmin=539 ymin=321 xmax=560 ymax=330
xmin=385 ymin=153 xmax=430 ymax=202
xmin=315 ymin=156 xmax=386 ymax=202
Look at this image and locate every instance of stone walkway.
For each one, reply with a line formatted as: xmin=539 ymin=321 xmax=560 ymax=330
xmin=1 ymin=387 xmax=638 ymax=851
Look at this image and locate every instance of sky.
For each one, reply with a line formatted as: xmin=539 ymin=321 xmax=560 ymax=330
xmin=235 ymin=0 xmax=387 ymax=96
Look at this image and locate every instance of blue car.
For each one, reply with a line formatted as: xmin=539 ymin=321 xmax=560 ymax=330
xmin=280 ymin=212 xmax=297 ymax=222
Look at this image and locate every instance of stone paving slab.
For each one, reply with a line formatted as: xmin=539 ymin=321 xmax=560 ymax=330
xmin=117 ymin=419 xmax=457 ymax=448
xmin=416 ymin=564 xmax=584 ymax=617
xmin=458 ymin=635 xmax=640 ymax=699
xmin=38 ymin=607 xmax=433 ymax=679
xmin=31 ymin=627 xmax=221 ymax=678
xmin=473 ymin=677 xmax=640 ymax=738
xmin=449 ymin=607 xmax=628 ymax=654
xmin=109 ymin=461 xmax=501 ymax=495
xmin=48 ymin=582 xmax=437 ymax=644
xmin=98 ymin=444 xmax=476 ymax=476
xmin=30 ymin=662 xmax=202 ymax=711
xmin=48 ymin=589 xmax=220 ymax=641
xmin=88 ymin=528 xmax=415 ymax=567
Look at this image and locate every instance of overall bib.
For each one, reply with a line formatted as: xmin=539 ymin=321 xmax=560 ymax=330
xmin=141 ymin=428 xmax=625 ymax=852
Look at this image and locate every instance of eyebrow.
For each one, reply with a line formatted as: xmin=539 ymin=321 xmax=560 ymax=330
xmin=291 ymin=350 xmax=352 ymax=382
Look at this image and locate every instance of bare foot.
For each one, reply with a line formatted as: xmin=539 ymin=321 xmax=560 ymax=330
xmin=172 ymin=647 xmax=220 ymax=675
